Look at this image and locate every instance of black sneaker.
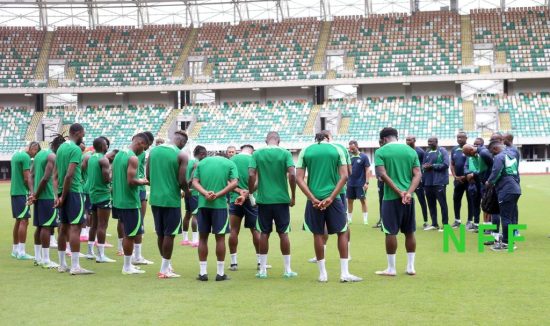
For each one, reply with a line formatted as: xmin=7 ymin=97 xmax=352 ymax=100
xmin=422 ymin=222 xmax=429 ymax=228
xmin=451 ymin=221 xmax=461 ymax=228
xmin=484 ymin=240 xmax=495 ymax=246
xmin=229 ymin=264 xmax=238 ymax=271
xmin=216 ymin=274 xmax=230 ymax=281
xmin=372 ymin=222 xmax=381 ymax=229
xmin=196 ymin=274 xmax=208 ymax=281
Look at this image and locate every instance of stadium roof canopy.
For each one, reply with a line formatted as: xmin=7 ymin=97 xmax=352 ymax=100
xmin=0 ymin=0 xmax=548 ymax=28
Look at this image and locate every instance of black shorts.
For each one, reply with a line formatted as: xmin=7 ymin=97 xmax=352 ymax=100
xmin=304 ymin=199 xmax=347 ymax=235
xmin=152 ymin=206 xmax=182 ymax=236
xmin=257 ymin=203 xmax=291 ymax=234
xmin=11 ymin=195 xmax=30 ymax=219
xmin=84 ymin=193 xmax=92 ymax=213
xmin=198 ymin=208 xmax=229 ymax=234
xmin=381 ymin=198 xmax=416 ymax=235
xmin=91 ymin=200 xmax=112 ymax=211
xmin=59 ymin=192 xmax=85 ymax=225
xmin=346 ymin=185 xmax=366 ymax=200
xmin=140 ymin=190 xmax=147 ymax=202
xmin=229 ymin=200 xmax=258 ymax=229
xmin=184 ymin=195 xmax=199 ymax=214
xmin=340 ymin=193 xmax=347 ymax=211
xmin=33 ymin=199 xmax=58 ymax=227
xmin=114 ymin=208 xmax=143 ymax=237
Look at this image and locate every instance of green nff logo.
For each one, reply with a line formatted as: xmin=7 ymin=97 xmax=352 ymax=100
xmin=443 ymin=224 xmax=527 ymax=253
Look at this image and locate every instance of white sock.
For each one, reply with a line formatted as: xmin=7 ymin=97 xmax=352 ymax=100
xmin=283 ymin=255 xmax=291 ymax=274
xmin=71 ymin=252 xmax=80 ymax=270
xmin=363 ymin=212 xmax=368 ymax=223
xmin=18 ymin=243 xmax=26 ymax=255
xmin=387 ymin=254 xmax=396 ymax=273
xmin=117 ymin=238 xmax=123 ymax=251
xmin=317 ymin=259 xmax=327 ymax=278
xmin=58 ymin=250 xmax=66 ymax=267
xmin=348 ymin=241 xmax=351 ymax=259
xmin=182 ymin=231 xmax=188 ymax=241
xmin=192 ymin=232 xmax=198 ymax=243
xmin=347 ymin=212 xmax=353 ymax=221
xmin=217 ymin=261 xmax=225 ymax=276
xmin=34 ymin=245 xmax=42 ymax=262
xmin=123 ymin=255 xmax=132 ymax=270
xmin=230 ymin=253 xmax=237 ymax=265
xmin=340 ymin=258 xmax=349 ymax=277
xmin=199 ymin=261 xmax=207 ymax=275
xmin=256 ymin=254 xmax=261 ymax=264
xmin=134 ymin=244 xmax=142 ymax=259
xmin=97 ymin=244 xmax=105 ymax=259
xmin=42 ymin=247 xmax=50 ymax=264
xmin=259 ymin=254 xmax=268 ymax=274
xmin=407 ymin=252 xmax=416 ymax=272
xmin=12 ymin=244 xmax=18 ymax=254
xmin=161 ymin=258 xmax=170 ymax=274
xmin=87 ymin=241 xmax=94 ymax=255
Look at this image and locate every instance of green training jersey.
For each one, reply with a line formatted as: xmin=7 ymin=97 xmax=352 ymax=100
xmin=296 ymin=141 xmax=346 ymax=200
xmin=33 ymin=149 xmax=54 ymax=200
xmin=186 ymin=159 xmax=199 ymax=196
xmin=249 ymin=145 xmax=294 ymax=204
xmin=82 ymin=152 xmax=91 ymax=194
xmin=112 ymin=148 xmax=140 ymax=209
xmin=194 ymin=156 xmax=238 ymax=209
xmin=137 ymin=151 xmax=146 ymax=192
xmin=334 ymin=143 xmax=351 ymax=195
xmin=56 ymin=140 xmax=83 ymax=194
xmin=374 ymin=142 xmax=420 ymax=201
xmin=149 ymin=144 xmax=182 ymax=208
xmin=10 ymin=150 xmax=31 ymax=196
xmin=88 ymin=153 xmax=111 ymax=204
xmin=230 ymin=153 xmax=253 ymax=203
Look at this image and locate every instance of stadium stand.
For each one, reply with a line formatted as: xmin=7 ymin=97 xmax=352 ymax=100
xmin=192 ymin=18 xmax=320 ymax=82
xmin=470 ymin=7 xmax=550 ymax=72
xmin=328 ymin=11 xmax=463 ymax=78
xmin=0 ymin=107 xmax=34 ymax=154
xmin=0 ymin=27 xmax=44 ymax=87
xmin=44 ymin=105 xmax=172 ymax=149
xmin=182 ymin=100 xmax=312 ymax=143
xmin=50 ymin=25 xmax=190 ymax=86
xmin=328 ymin=96 xmax=464 ymax=141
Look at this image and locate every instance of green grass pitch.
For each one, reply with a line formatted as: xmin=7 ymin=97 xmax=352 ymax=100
xmin=0 ymin=176 xmax=549 ymax=325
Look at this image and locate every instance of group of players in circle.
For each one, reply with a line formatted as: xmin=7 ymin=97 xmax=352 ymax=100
xmin=9 ymin=123 xmax=520 ymax=282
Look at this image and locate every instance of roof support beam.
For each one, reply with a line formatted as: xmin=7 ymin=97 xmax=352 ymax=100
xmin=85 ymin=0 xmax=98 ymax=28
xmin=36 ymin=0 xmax=47 ymax=29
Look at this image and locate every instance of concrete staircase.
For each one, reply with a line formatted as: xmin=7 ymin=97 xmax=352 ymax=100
xmin=312 ymin=21 xmax=332 ymax=71
xmin=156 ymin=108 xmax=180 ymax=139
xmin=498 ymin=112 xmax=512 ymax=131
xmin=34 ymin=31 xmax=54 ymax=80
xmin=25 ymin=111 xmax=44 ymax=141
xmin=462 ymin=100 xmax=475 ymax=131
xmin=302 ymin=104 xmax=321 ymax=135
xmin=172 ymin=28 xmax=199 ymax=78
xmin=189 ymin=122 xmax=203 ymax=138
xmin=460 ymin=15 xmax=474 ymax=66
xmin=339 ymin=117 xmax=350 ymax=134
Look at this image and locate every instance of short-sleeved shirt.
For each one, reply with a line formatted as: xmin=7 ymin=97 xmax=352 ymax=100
xmin=112 ymin=148 xmax=140 ymax=209
xmin=137 ymin=152 xmax=147 ymax=193
xmin=333 ymin=143 xmax=351 ymax=195
xmin=82 ymin=152 xmax=92 ymax=194
xmin=148 ymin=144 xmax=182 ymax=208
xmin=194 ymin=156 xmax=238 ymax=209
xmin=250 ymin=145 xmax=295 ymax=204
xmin=451 ymin=146 xmax=467 ymax=177
xmin=348 ymin=152 xmax=371 ymax=187
xmin=230 ymin=153 xmax=253 ymax=203
xmin=10 ymin=150 xmax=32 ymax=196
xmin=88 ymin=153 xmax=111 ymax=204
xmin=33 ymin=149 xmax=54 ymax=200
xmin=186 ymin=158 xmax=199 ymax=197
xmin=56 ymin=140 xmax=83 ymax=194
xmin=374 ymin=142 xmax=420 ymax=201
xmin=296 ymin=141 xmax=347 ymax=200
